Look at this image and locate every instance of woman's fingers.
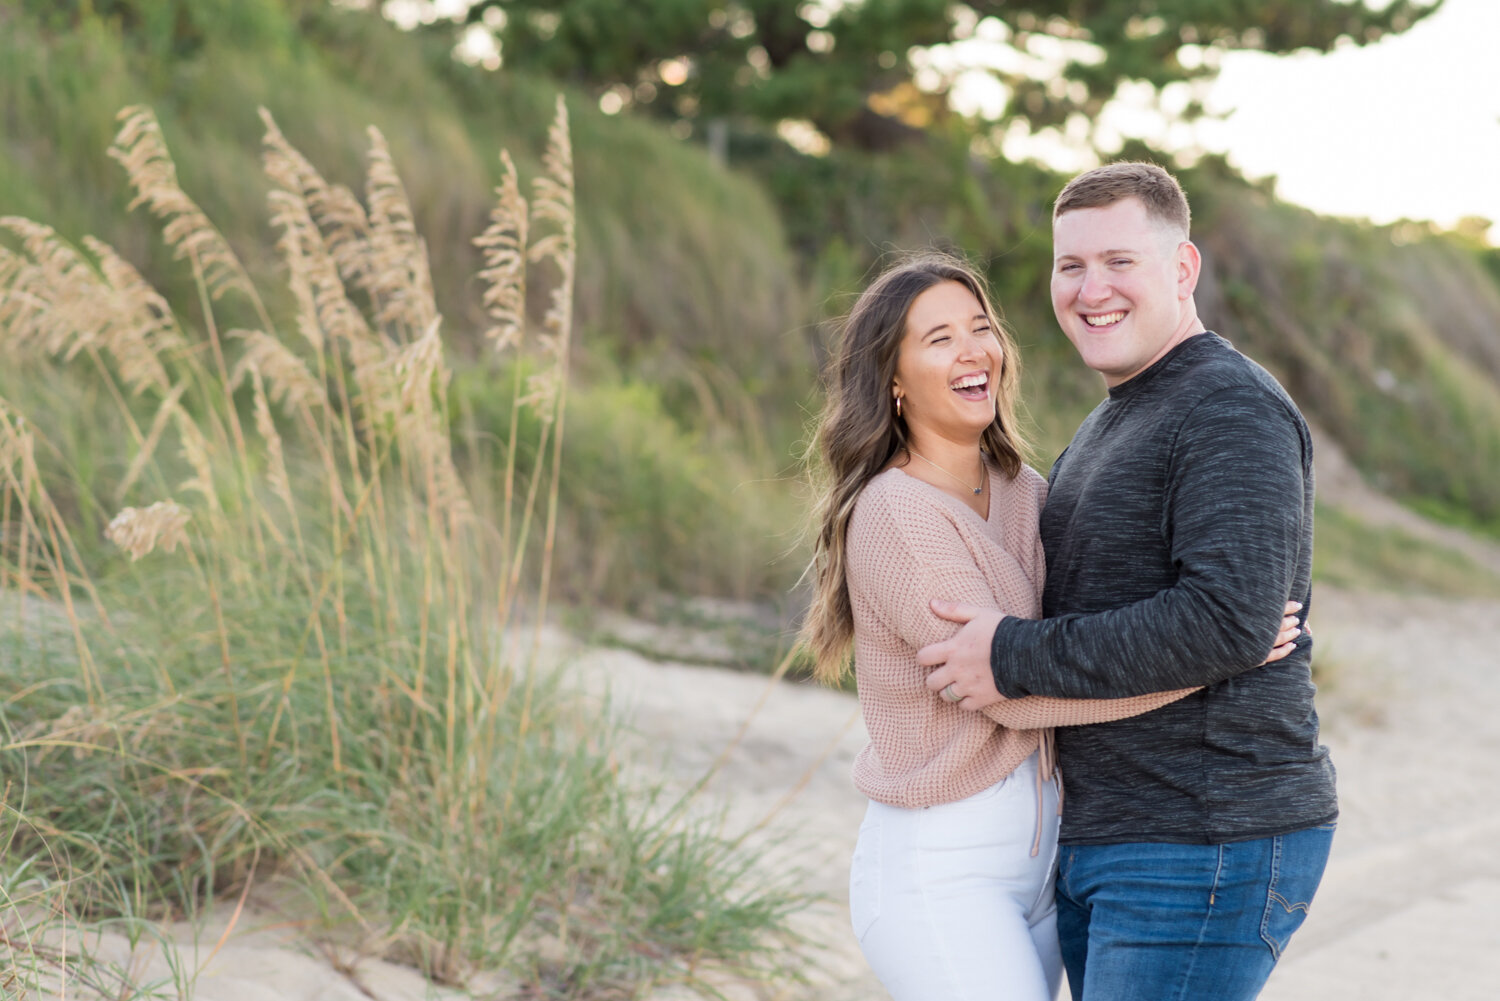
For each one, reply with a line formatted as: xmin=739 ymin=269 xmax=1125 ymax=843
xmin=1263 ymin=639 xmax=1296 ymax=664
xmin=1261 ymin=601 xmax=1308 ymax=664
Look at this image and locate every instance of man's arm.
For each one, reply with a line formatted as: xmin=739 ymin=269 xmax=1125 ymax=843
xmin=926 ymin=385 xmax=1311 ymax=701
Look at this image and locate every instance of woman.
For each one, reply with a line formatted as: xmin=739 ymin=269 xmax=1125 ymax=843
xmin=801 ymin=252 xmax=1299 ymax=1000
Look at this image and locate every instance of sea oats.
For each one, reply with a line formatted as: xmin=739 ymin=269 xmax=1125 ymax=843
xmin=0 ymin=243 xmax=49 ymax=354
xmin=0 ymin=243 xmax=46 ymax=351
xmin=250 ymin=371 xmax=295 ymax=518
xmin=2 ymin=220 xmax=181 ymax=397
xmin=268 ymin=188 xmax=375 ymax=355
xmin=259 ymin=108 xmax=374 ymax=294
xmin=83 ymin=236 xmax=182 ymax=395
xmin=105 ymin=500 xmax=191 ymax=561
xmin=109 ymin=106 xmax=253 ymax=301
xmin=363 ymin=127 xmax=437 ymax=340
xmin=0 ymin=400 xmax=31 ymax=476
xmin=519 ymin=367 xmax=559 ymax=422
xmin=393 ymin=317 xmax=446 ymax=415
xmin=474 ymin=150 xmax=528 ymax=352
xmin=522 ymin=97 xmax=576 ymax=421
xmin=115 ymin=382 xmax=190 ymax=503
xmin=529 ymin=97 xmax=576 ymax=290
xmin=231 ymin=329 xmax=327 ymax=415
xmin=174 ymin=407 xmax=221 ymax=512
xmin=0 ymin=217 xmax=108 ymax=359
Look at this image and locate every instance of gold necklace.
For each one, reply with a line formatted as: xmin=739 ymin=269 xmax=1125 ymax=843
xmin=906 ymin=447 xmax=984 ymax=495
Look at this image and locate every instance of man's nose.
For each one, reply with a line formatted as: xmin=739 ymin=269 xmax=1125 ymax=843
xmin=1079 ymin=267 xmax=1111 ymax=304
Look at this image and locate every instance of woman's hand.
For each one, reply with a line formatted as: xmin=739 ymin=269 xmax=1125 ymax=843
xmin=1261 ymin=601 xmax=1307 ymax=664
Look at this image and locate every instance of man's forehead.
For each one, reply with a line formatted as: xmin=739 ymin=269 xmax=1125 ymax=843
xmin=1052 ymin=203 xmax=1185 ymax=254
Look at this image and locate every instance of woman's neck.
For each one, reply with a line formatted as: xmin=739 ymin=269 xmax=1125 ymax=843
xmin=897 ymin=431 xmax=988 ymax=512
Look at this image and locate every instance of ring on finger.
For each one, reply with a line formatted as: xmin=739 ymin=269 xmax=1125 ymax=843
xmin=941 ymin=683 xmax=961 ymax=703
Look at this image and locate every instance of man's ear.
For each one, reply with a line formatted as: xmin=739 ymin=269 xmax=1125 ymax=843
xmin=1177 ymin=240 xmax=1202 ymax=300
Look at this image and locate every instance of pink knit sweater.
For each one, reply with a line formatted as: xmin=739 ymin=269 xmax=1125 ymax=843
xmin=846 ymin=464 xmax=1196 ymax=809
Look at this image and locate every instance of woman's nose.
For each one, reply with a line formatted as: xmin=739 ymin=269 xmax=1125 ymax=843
xmin=958 ymin=331 xmax=987 ymax=359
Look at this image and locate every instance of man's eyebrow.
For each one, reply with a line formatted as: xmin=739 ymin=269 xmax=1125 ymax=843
xmin=1054 ymin=247 xmax=1140 ymax=259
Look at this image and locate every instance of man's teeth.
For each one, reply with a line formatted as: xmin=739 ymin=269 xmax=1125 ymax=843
xmin=1084 ymin=311 xmax=1125 ymax=327
xmin=950 ymin=373 xmax=988 ymax=390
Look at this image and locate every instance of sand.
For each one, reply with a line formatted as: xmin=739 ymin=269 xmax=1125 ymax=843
xmin=566 ymin=583 xmax=1500 ymax=1001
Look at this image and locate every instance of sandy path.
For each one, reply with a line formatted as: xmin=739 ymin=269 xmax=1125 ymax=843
xmin=1257 ymin=589 xmax=1500 ymax=1001
xmin=563 ymin=584 xmax=1500 ymax=1001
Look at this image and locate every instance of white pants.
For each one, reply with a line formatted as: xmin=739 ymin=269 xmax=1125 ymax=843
xmin=849 ymin=751 xmax=1062 ymax=1001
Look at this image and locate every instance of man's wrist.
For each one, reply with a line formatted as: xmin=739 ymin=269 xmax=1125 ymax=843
xmin=989 ymin=614 xmax=1027 ymax=698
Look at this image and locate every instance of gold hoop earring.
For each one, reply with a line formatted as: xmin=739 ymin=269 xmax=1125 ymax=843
xmin=894 ymin=396 xmax=903 ymax=418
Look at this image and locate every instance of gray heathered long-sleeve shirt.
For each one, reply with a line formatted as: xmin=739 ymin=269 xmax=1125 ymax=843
xmin=990 ymin=332 xmax=1337 ymax=845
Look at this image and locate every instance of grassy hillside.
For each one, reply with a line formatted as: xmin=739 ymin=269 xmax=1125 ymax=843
xmin=5 ymin=0 xmax=1500 ymax=604
xmin=1190 ymin=176 xmax=1500 ymax=527
xmin=1 ymin=1 xmax=811 ymax=610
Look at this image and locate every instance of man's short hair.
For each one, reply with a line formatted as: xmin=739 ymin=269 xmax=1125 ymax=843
xmin=1054 ymin=161 xmax=1191 ymax=238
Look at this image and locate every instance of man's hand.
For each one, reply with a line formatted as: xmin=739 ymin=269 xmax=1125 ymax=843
xmin=919 ymin=601 xmax=1005 ymax=711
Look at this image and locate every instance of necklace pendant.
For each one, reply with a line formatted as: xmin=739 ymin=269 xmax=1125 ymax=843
xmin=972 ymin=487 xmax=982 ymax=494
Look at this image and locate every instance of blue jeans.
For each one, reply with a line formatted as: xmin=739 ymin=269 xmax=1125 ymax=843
xmin=1055 ymin=824 xmax=1335 ymax=1001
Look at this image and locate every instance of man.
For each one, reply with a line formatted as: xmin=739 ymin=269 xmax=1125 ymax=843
xmin=919 ymin=162 xmax=1337 ymax=1001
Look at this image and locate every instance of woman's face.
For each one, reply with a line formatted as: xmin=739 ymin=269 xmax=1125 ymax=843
xmin=891 ymin=280 xmax=1003 ymax=444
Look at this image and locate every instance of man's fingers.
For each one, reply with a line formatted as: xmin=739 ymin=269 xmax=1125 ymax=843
xmin=915 ymin=639 xmax=951 ymax=668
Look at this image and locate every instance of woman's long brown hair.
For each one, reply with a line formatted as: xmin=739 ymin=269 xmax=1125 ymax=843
xmin=800 ymin=252 xmax=1028 ymax=684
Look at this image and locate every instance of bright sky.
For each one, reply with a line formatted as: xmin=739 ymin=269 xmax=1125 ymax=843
xmin=964 ymin=0 xmax=1499 ymax=236
xmin=1202 ymin=0 xmax=1500 ymax=233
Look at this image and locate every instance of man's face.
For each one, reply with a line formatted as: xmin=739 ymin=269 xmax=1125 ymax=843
xmin=1050 ymin=196 xmax=1200 ymax=387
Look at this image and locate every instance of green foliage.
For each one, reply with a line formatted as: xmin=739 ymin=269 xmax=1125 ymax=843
xmin=0 ymin=1 xmax=801 ymax=389
xmin=1191 ymin=180 xmax=1500 ymax=526
xmin=455 ymin=360 xmax=805 ymax=608
xmin=454 ymin=0 xmax=1441 ymax=150
xmin=1312 ymin=504 xmax=1500 ymax=598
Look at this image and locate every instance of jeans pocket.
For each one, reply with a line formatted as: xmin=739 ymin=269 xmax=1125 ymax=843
xmin=1260 ymin=824 xmax=1336 ymax=960
xmin=849 ymin=816 xmax=882 ymax=942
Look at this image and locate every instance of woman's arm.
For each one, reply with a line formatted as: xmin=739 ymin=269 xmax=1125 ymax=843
xmin=978 ymin=687 xmax=1197 ymax=730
